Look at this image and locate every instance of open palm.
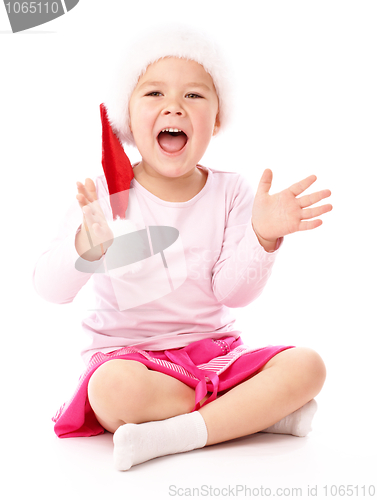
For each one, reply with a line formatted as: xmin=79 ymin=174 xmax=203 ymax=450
xmin=252 ymin=169 xmax=332 ymax=244
xmin=76 ymin=178 xmax=114 ymax=249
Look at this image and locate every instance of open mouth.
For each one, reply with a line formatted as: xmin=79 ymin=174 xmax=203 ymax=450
xmin=157 ymin=128 xmax=188 ymax=154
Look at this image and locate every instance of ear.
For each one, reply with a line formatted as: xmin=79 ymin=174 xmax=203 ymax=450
xmin=212 ymin=113 xmax=221 ymax=136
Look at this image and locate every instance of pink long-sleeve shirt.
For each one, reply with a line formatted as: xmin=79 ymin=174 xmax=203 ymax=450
xmin=33 ymin=165 xmax=281 ymax=364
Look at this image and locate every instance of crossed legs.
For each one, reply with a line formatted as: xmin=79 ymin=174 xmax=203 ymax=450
xmin=88 ymin=347 xmax=326 ymax=444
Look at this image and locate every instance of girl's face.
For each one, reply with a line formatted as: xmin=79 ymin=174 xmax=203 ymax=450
xmin=129 ymin=57 xmax=220 ymax=179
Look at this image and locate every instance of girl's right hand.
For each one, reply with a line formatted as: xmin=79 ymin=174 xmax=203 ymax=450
xmin=75 ymin=178 xmax=114 ymax=260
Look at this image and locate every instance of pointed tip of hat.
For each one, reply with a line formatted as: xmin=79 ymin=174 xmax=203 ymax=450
xmin=100 ymin=103 xmax=134 ymax=220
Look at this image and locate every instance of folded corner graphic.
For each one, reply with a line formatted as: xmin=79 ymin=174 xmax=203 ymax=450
xmin=64 ymin=0 xmax=79 ymax=11
xmin=4 ymin=0 xmax=80 ymax=33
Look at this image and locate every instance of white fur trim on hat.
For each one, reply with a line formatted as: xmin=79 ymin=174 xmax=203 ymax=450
xmin=105 ymin=24 xmax=232 ymax=147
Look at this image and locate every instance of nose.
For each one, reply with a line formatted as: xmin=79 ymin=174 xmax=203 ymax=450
xmin=162 ymin=108 xmax=183 ymax=116
xmin=162 ymin=98 xmax=185 ymax=116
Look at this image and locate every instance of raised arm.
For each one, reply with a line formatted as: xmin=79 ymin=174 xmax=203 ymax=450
xmin=32 ymin=177 xmax=112 ymax=304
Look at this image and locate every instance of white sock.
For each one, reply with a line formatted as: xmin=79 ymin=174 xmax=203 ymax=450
xmin=113 ymin=411 xmax=208 ymax=471
xmin=261 ymin=399 xmax=318 ymax=437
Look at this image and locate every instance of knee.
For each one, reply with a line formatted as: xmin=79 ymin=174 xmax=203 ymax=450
xmin=291 ymin=347 xmax=327 ymax=398
xmin=88 ymin=360 xmax=150 ymax=423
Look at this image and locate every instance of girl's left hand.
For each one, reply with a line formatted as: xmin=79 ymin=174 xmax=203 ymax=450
xmin=252 ymin=169 xmax=332 ymax=249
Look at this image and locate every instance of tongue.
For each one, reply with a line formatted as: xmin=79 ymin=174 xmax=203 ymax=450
xmin=158 ymin=132 xmax=187 ymax=153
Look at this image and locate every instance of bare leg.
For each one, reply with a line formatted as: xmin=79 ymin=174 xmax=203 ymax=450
xmin=198 ymin=347 xmax=326 ymax=445
xmin=88 ymin=359 xmax=198 ymax=433
xmin=88 ymin=347 xmax=325 ymax=438
xmin=88 ymin=347 xmax=326 ymax=469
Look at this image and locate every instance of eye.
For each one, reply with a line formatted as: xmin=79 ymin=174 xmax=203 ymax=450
xmin=186 ymin=93 xmax=203 ymax=99
xmin=146 ymin=91 xmax=163 ymax=97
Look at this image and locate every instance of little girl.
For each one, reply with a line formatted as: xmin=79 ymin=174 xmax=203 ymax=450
xmin=33 ymin=25 xmax=332 ymax=471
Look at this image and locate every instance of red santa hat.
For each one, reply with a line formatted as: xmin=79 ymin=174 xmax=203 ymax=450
xmin=100 ymin=102 xmax=134 ymax=221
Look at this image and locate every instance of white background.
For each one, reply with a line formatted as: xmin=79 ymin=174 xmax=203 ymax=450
xmin=1 ymin=1 xmax=376 ymax=499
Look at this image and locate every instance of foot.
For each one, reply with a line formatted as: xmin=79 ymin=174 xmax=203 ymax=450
xmin=261 ymin=399 xmax=318 ymax=437
xmin=113 ymin=412 xmax=208 ymax=471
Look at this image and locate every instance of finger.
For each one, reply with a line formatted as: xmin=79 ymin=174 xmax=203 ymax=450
xmin=256 ymin=169 xmax=273 ymax=195
xmin=301 ymin=203 xmax=333 ymax=220
xmin=76 ymin=179 xmax=97 ymax=204
xmin=76 ymin=192 xmax=90 ymax=209
xmin=298 ymin=189 xmax=332 ymax=208
xmin=85 ymin=178 xmax=98 ymax=201
xmin=76 ymin=182 xmax=92 ymax=204
xmin=76 ymin=181 xmax=89 ymax=194
xmin=289 ymin=175 xmax=317 ymax=197
xmin=298 ymin=219 xmax=323 ymax=231
xmin=76 ymin=181 xmax=85 ymax=197
xmin=76 ymin=194 xmax=99 ymax=214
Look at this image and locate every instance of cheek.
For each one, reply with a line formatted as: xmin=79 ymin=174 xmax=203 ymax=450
xmin=194 ymin=111 xmax=216 ymax=143
xmin=198 ymin=102 xmax=218 ymax=132
xmin=130 ymin=105 xmax=154 ymax=140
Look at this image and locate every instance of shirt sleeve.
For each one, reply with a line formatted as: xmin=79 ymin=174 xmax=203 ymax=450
xmin=32 ymin=194 xmax=106 ymax=305
xmin=212 ymin=174 xmax=282 ymax=308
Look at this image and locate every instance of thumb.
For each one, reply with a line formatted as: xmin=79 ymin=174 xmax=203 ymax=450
xmin=256 ymin=169 xmax=273 ymax=196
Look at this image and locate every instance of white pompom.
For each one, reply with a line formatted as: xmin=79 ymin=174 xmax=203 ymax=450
xmin=108 ymin=217 xmax=138 ymax=238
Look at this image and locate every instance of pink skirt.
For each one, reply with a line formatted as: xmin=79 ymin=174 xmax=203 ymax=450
xmin=52 ymin=337 xmax=294 ymax=438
